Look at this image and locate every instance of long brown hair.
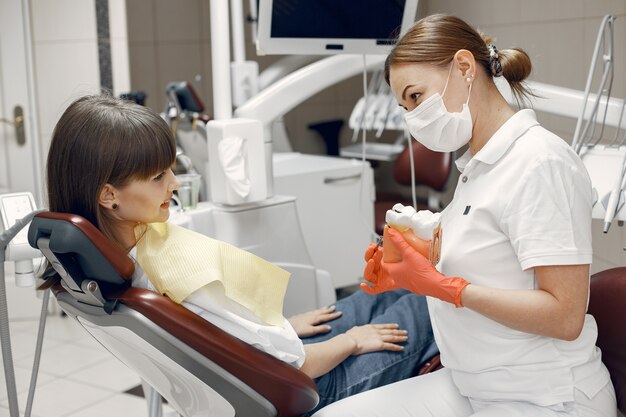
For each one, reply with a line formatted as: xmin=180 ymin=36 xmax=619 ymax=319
xmin=46 ymin=94 xmax=176 ymax=247
xmin=385 ymin=14 xmax=532 ymax=104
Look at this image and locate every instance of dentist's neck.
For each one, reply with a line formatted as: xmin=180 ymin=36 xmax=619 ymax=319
xmin=468 ymin=81 xmax=515 ymax=155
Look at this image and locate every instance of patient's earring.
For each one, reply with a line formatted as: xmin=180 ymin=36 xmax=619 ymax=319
xmin=112 ymin=203 xmax=119 ymax=210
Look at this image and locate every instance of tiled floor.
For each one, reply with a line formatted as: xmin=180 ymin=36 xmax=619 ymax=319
xmin=0 ymin=312 xmax=176 ymax=417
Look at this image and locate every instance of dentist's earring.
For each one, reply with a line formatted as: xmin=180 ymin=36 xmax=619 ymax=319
xmin=466 ymin=75 xmax=473 ymax=83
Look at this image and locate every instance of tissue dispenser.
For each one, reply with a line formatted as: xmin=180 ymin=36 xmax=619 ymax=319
xmin=206 ymin=118 xmax=268 ymax=205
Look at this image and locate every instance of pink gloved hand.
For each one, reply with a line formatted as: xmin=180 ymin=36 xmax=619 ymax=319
xmin=360 ymin=228 xmax=470 ymax=307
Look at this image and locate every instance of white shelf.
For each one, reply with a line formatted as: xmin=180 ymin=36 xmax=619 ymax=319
xmin=339 ymin=143 xmax=404 ymax=162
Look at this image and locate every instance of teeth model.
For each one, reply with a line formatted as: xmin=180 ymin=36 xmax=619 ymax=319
xmin=383 ymin=203 xmax=441 ymax=264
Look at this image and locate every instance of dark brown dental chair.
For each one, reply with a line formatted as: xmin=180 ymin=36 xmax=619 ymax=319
xmin=28 ymin=212 xmax=318 ymax=417
xmin=588 ymin=267 xmax=626 ymax=415
xmin=374 ymin=140 xmax=454 ymax=235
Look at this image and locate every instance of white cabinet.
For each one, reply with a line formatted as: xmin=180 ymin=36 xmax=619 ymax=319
xmin=273 ymin=153 xmax=375 ymax=288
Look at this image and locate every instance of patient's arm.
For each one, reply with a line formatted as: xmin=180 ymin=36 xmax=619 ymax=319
xmin=299 ymin=324 xmax=408 ymax=379
xmin=288 ymin=305 xmax=343 ymax=337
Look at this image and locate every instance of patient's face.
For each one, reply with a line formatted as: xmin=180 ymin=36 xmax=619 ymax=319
xmin=115 ymin=169 xmax=180 ymax=224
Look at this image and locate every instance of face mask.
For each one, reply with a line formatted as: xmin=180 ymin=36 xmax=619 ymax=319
xmin=404 ymin=64 xmax=473 ymax=152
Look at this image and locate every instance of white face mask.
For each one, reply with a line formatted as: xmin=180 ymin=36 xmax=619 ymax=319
xmin=403 ymin=64 xmax=473 ymax=152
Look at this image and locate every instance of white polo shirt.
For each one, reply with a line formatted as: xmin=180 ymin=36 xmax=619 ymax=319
xmin=428 ymin=109 xmax=610 ymax=406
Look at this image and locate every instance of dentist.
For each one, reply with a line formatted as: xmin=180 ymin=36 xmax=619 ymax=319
xmin=314 ymin=14 xmax=616 ymax=417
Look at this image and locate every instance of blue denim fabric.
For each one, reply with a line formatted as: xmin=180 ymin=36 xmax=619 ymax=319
xmin=301 ymin=290 xmax=438 ymax=416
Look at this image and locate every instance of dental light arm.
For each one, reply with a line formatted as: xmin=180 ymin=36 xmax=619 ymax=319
xmin=497 ymin=78 xmax=625 ymax=128
xmin=235 ymin=54 xmax=386 ymax=126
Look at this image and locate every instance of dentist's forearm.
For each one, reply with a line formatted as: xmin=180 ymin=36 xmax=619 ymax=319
xmin=460 ymin=264 xmax=589 ymax=341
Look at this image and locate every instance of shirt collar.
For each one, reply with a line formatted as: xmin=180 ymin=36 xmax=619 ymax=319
xmin=455 ymin=109 xmax=540 ymax=172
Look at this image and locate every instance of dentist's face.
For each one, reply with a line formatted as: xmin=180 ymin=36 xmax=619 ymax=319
xmin=115 ymin=168 xmax=180 ymax=224
xmin=389 ymin=62 xmax=467 ymax=113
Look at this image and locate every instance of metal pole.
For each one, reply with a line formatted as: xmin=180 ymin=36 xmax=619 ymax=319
xmin=0 ymin=210 xmax=43 ymax=417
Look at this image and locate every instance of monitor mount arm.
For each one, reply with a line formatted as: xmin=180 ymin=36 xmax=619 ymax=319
xmin=235 ymin=54 xmax=386 ymax=127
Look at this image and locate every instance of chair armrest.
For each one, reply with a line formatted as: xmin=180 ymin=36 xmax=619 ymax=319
xmin=113 ymin=287 xmax=319 ymax=416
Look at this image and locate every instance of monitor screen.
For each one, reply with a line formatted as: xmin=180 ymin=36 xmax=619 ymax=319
xmin=257 ymin=0 xmax=419 ymax=55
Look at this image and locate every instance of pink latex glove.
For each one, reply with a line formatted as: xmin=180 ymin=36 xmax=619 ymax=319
xmin=361 ymin=228 xmax=469 ymax=307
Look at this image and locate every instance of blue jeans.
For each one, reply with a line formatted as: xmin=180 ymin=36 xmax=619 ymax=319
xmin=301 ymin=290 xmax=438 ymax=416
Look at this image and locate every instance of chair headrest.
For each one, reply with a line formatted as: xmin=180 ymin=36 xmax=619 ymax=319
xmin=589 ymin=267 xmax=626 ymax=413
xmin=28 ymin=212 xmax=134 ymax=287
xmin=393 ymin=141 xmax=453 ymax=191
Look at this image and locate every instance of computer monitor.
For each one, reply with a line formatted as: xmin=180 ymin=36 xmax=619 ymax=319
xmin=256 ymin=0 xmax=419 ymax=55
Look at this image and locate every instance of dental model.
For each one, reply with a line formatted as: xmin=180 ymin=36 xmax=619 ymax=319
xmin=383 ymin=203 xmax=442 ymax=265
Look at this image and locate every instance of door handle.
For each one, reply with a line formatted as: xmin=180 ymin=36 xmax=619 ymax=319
xmin=0 ymin=106 xmax=25 ymax=146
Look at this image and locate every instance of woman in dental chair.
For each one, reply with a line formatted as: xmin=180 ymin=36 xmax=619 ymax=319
xmin=42 ymin=94 xmax=437 ymax=414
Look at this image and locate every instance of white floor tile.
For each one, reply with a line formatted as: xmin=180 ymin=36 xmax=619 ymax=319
xmin=0 ymin=325 xmax=63 ymax=362
xmin=0 ymin=403 xmax=45 ymax=417
xmin=67 ymin=356 xmax=142 ymax=392
xmin=0 ymin=364 xmax=56 ymax=402
xmin=8 ymin=319 xmax=39 ymax=335
xmin=64 ymin=392 xmax=151 ymax=417
xmin=0 ymin=377 xmax=114 ymax=417
xmin=15 ymin=339 xmax=110 ymax=378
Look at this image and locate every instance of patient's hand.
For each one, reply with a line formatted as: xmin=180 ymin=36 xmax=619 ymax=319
xmin=288 ymin=306 xmax=343 ymax=338
xmin=345 ymin=323 xmax=408 ymax=355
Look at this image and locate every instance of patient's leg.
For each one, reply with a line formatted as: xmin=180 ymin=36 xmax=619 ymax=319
xmin=303 ymin=292 xmax=437 ymax=414
xmin=302 ymin=289 xmax=417 ymax=341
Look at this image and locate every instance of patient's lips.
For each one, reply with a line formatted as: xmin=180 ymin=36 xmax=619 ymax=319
xmin=383 ymin=204 xmax=441 ymax=264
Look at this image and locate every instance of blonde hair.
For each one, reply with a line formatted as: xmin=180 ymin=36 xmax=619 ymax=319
xmin=385 ymin=14 xmax=533 ymax=104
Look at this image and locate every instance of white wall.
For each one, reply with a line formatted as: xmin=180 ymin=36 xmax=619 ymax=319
xmin=30 ymin=0 xmax=101 ymax=169
xmin=109 ymin=0 xmax=131 ymax=96
xmin=126 ymin=0 xmax=212 ymax=113
xmin=28 ymin=0 xmax=131 ymax=199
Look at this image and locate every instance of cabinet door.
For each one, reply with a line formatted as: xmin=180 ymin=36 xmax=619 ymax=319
xmin=274 ymin=159 xmax=375 ymax=288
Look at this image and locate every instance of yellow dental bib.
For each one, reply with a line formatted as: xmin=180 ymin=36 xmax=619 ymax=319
xmin=135 ymin=223 xmax=290 ymax=326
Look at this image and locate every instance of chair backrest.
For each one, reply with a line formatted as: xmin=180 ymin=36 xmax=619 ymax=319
xmin=588 ymin=267 xmax=626 ymax=414
xmin=393 ymin=140 xmax=453 ymax=191
xmin=28 ymin=212 xmax=319 ymax=417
